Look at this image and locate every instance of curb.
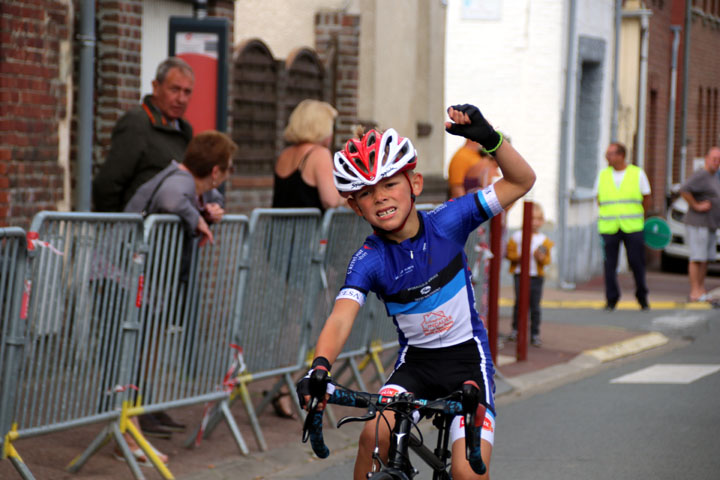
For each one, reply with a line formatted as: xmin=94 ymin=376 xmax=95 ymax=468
xmin=499 ymin=298 xmax=712 ymax=310
xmin=582 ymin=331 xmax=669 ymax=363
xmin=499 ymin=331 xmax=670 ymax=397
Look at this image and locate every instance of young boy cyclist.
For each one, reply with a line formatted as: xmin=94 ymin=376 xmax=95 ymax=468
xmin=297 ymin=104 xmax=535 ymax=479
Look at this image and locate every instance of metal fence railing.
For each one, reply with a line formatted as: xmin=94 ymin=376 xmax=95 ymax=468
xmin=0 ymin=227 xmax=29 ymax=476
xmin=217 ymin=208 xmax=323 ymax=452
xmin=0 ymin=204 xmax=494 ymax=480
xmin=0 ymin=213 xmax=145 ymax=480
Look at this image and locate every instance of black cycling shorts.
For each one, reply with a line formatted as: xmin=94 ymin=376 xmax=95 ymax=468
xmin=383 ymin=338 xmax=496 ymax=413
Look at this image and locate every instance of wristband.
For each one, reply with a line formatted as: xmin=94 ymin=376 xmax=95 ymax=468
xmin=311 ymin=356 xmax=331 ymax=372
xmin=481 ymin=131 xmax=503 ymax=156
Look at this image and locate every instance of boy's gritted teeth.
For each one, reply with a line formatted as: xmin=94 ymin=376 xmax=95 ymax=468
xmin=377 ymin=207 xmax=397 ymax=218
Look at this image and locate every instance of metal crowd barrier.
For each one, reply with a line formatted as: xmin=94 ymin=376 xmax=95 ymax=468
xmin=0 ymin=227 xmax=29 ymax=476
xmin=70 ymin=214 xmax=251 ymax=479
xmin=204 ymin=208 xmax=323 ymax=453
xmin=1 ymin=213 xmax=145 ymax=480
xmin=0 ymin=203 xmax=494 ymax=479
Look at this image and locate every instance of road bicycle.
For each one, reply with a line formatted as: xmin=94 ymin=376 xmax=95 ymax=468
xmin=302 ymin=375 xmax=486 ymax=479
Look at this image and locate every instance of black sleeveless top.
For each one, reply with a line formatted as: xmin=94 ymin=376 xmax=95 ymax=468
xmin=272 ymin=147 xmax=324 ymax=212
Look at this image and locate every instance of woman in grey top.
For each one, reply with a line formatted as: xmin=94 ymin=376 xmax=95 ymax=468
xmin=125 ymin=130 xmax=236 ymax=246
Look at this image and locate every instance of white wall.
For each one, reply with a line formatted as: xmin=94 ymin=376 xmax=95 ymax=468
xmin=234 ymin=0 xmax=447 ymax=177
xmin=234 ymin=0 xmax=352 ymax=59
xmin=141 ymin=0 xmax=194 ymax=98
xmin=445 ymin=0 xmax=564 ymax=226
xmin=445 ymin=0 xmax=616 ymax=229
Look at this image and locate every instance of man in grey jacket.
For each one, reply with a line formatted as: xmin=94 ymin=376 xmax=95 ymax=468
xmin=92 ymin=57 xmax=194 ymax=212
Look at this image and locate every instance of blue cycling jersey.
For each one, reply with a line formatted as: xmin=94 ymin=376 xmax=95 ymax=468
xmin=337 ymin=184 xmax=503 ymax=352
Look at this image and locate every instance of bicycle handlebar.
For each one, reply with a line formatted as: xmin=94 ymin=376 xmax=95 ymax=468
xmin=303 ymin=387 xmax=486 ymax=475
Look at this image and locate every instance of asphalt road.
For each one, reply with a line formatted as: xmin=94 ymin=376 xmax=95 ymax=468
xmin=270 ymin=311 xmax=720 ymax=479
xmin=492 ymin=318 xmax=720 ymax=479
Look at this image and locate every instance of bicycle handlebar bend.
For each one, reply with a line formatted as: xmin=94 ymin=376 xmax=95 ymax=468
xmin=302 ymin=387 xmax=486 ymax=475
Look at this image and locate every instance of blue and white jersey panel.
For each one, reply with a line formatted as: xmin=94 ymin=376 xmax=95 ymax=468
xmin=339 ymin=185 xmax=502 ymax=350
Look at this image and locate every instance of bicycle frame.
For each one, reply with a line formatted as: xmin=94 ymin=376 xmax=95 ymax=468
xmin=303 ymin=384 xmax=485 ymax=479
xmin=395 ymin=412 xmax=454 ymax=479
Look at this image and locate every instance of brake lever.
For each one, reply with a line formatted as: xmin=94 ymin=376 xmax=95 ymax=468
xmin=336 ymin=404 xmax=377 ymax=428
xmin=302 ymin=396 xmax=320 ymax=443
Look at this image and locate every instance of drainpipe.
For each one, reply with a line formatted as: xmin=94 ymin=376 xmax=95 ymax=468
xmin=610 ymin=0 xmax=622 ymax=141
xmin=557 ymin=0 xmax=577 ymax=289
xmin=76 ymin=0 xmax=95 ymax=212
xmin=679 ymin=0 xmax=692 ymax=183
xmin=622 ymin=9 xmax=652 ymax=169
xmin=193 ymin=0 xmax=208 ymax=19
xmin=666 ymin=25 xmax=682 ymax=203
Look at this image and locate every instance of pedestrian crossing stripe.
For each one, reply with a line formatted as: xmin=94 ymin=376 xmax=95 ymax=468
xmin=610 ymin=364 xmax=720 ymax=384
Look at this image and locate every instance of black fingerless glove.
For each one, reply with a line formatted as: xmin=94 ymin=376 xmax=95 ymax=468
xmin=296 ymin=357 xmax=332 ymax=408
xmin=445 ymin=104 xmax=503 ymax=155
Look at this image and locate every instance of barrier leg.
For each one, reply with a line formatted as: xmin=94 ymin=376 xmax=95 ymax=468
xmin=66 ymin=424 xmax=112 ymax=473
xmin=282 ymin=372 xmax=305 ymax=420
xmin=371 ymin=349 xmax=387 ymax=385
xmin=332 ymin=359 xmax=350 ymax=382
xmin=200 ymin=397 xmax=229 ymax=440
xmin=347 ymin=357 xmax=368 ymax=393
xmin=110 ymin=421 xmax=146 ymax=480
xmin=3 ymin=425 xmax=36 ymax=480
xmin=184 ymin=402 xmax=221 ymax=448
xmin=255 ymin=376 xmax=285 ymax=416
xmin=237 ymin=379 xmax=268 ymax=452
xmin=125 ymin=414 xmax=175 ymax=479
xmin=219 ymin=399 xmax=250 ymax=455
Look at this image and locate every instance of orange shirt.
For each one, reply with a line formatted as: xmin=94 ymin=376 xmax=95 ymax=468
xmin=448 ymin=146 xmax=481 ymax=188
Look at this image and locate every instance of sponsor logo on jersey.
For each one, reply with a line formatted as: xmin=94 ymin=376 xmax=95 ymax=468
xmin=421 ymin=311 xmax=454 ymax=336
xmin=420 ymin=285 xmax=432 ymax=295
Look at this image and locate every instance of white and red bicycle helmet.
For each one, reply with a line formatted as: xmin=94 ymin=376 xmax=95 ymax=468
xmin=333 ymin=128 xmax=417 ymax=195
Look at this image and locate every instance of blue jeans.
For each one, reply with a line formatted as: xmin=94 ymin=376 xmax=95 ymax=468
xmin=512 ymin=274 xmax=544 ymax=337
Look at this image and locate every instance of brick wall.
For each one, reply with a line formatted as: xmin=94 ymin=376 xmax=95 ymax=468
xmin=646 ymin=1 xmax=673 ymax=212
xmin=93 ymin=0 xmax=143 ymax=174
xmin=0 ymin=1 xmax=70 ymax=228
xmin=686 ymin=10 xmax=720 ymax=165
xmin=315 ymin=12 xmax=361 ymax=146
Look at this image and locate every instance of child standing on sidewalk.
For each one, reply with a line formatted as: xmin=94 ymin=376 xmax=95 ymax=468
xmin=506 ymin=202 xmax=553 ymax=347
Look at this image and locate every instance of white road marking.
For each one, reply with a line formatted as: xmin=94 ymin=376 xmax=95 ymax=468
xmin=651 ymin=314 xmax=705 ymax=330
xmin=611 ymin=364 xmax=720 ymax=384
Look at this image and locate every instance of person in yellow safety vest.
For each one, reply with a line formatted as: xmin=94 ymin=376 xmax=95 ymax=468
xmin=594 ymin=142 xmax=652 ymax=311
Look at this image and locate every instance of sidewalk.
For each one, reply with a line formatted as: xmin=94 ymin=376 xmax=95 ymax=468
xmin=1 ymin=270 xmax=717 ymax=480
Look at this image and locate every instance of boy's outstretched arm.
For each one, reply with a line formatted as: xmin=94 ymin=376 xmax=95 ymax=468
xmin=446 ymin=104 xmax=535 ymax=208
xmin=314 ymin=298 xmax=361 ymax=366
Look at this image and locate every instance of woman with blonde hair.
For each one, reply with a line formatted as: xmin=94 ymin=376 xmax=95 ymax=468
xmin=272 ymin=99 xmax=343 ymax=212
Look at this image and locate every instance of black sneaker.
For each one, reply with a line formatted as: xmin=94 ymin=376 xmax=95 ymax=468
xmin=639 ymin=299 xmax=650 ymax=311
xmin=153 ymin=411 xmax=186 ymax=432
xmin=603 ymin=301 xmax=616 ymax=312
xmin=139 ymin=413 xmax=172 ymax=439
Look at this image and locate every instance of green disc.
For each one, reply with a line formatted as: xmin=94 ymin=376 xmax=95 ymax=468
xmin=644 ymin=216 xmax=671 ymax=250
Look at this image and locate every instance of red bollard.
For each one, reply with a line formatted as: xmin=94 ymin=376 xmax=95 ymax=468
xmin=516 ymin=201 xmax=534 ymax=362
xmin=487 ymin=214 xmax=503 ymax=365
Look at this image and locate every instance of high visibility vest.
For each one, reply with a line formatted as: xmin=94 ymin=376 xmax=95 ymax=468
xmin=597 ymin=165 xmax=644 ymax=234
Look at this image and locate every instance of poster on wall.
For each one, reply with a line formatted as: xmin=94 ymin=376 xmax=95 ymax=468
xmin=169 ymin=17 xmax=228 ymax=133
